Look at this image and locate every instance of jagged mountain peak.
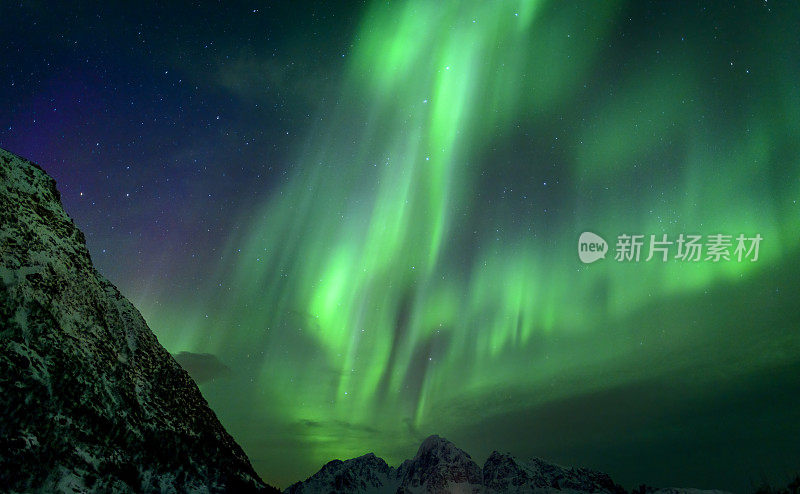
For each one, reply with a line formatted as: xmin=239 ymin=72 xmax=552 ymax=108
xmin=284 ymin=436 xmax=731 ymax=494
xmin=285 ymin=452 xmax=393 ymax=494
xmin=483 ymin=450 xmax=625 ymax=494
xmin=414 ymin=435 xmax=475 ymax=463
xmin=398 ymin=435 xmax=482 ymax=493
xmin=417 ymin=435 xmax=454 ymax=453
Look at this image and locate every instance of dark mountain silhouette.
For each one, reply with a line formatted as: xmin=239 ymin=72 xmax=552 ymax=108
xmin=0 ymin=147 xmax=279 ymax=492
xmin=286 ymin=435 xmax=731 ymax=494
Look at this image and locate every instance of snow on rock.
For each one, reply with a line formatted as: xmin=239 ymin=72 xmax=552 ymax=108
xmin=0 ymin=147 xmax=277 ymax=492
xmin=396 ymin=435 xmax=483 ymax=494
xmin=285 ymin=453 xmax=397 ymax=494
xmin=482 ymin=451 xmax=625 ymax=493
xmin=285 ymin=436 xmax=732 ymax=494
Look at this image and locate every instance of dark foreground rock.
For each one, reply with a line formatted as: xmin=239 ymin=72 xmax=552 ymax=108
xmin=0 ymin=147 xmax=278 ymax=492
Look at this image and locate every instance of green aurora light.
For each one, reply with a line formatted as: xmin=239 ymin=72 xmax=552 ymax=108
xmin=133 ymin=0 xmax=800 ymax=488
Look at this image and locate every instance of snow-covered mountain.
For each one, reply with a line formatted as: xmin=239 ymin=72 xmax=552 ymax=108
xmin=284 ymin=453 xmax=396 ymax=494
xmin=0 ymin=147 xmax=277 ymax=492
xmin=482 ymin=451 xmax=624 ymax=494
xmin=285 ymin=434 xmax=621 ymax=494
xmin=285 ymin=435 xmax=484 ymax=494
xmin=395 ymin=435 xmax=483 ymax=494
xmin=286 ymin=435 xmax=731 ymax=494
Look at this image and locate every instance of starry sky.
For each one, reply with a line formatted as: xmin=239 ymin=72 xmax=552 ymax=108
xmin=2 ymin=1 xmax=800 ymax=491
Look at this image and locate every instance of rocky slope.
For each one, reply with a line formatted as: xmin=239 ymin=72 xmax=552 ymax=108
xmin=0 ymin=147 xmax=277 ymax=492
xmin=285 ymin=435 xmax=488 ymax=494
xmin=286 ymin=435 xmax=730 ymax=494
xmin=286 ymin=453 xmax=396 ymax=494
xmin=481 ymin=451 xmax=625 ymax=494
xmin=394 ymin=435 xmax=484 ymax=493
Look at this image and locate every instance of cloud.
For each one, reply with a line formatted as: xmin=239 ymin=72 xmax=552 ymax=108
xmin=297 ymin=419 xmax=379 ymax=435
xmin=172 ymin=351 xmax=231 ymax=384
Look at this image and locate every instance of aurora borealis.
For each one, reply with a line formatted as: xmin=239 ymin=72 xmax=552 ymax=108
xmin=2 ymin=1 xmax=800 ymax=491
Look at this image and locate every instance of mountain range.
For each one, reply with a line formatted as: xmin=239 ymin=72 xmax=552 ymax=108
xmin=286 ymin=435 xmax=731 ymax=494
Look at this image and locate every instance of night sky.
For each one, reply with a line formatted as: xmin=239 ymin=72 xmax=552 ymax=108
xmin=2 ymin=1 xmax=799 ymax=491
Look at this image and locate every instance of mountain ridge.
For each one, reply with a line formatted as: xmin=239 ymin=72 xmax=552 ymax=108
xmin=286 ymin=435 xmax=731 ymax=494
xmin=0 ymin=147 xmax=278 ymax=492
